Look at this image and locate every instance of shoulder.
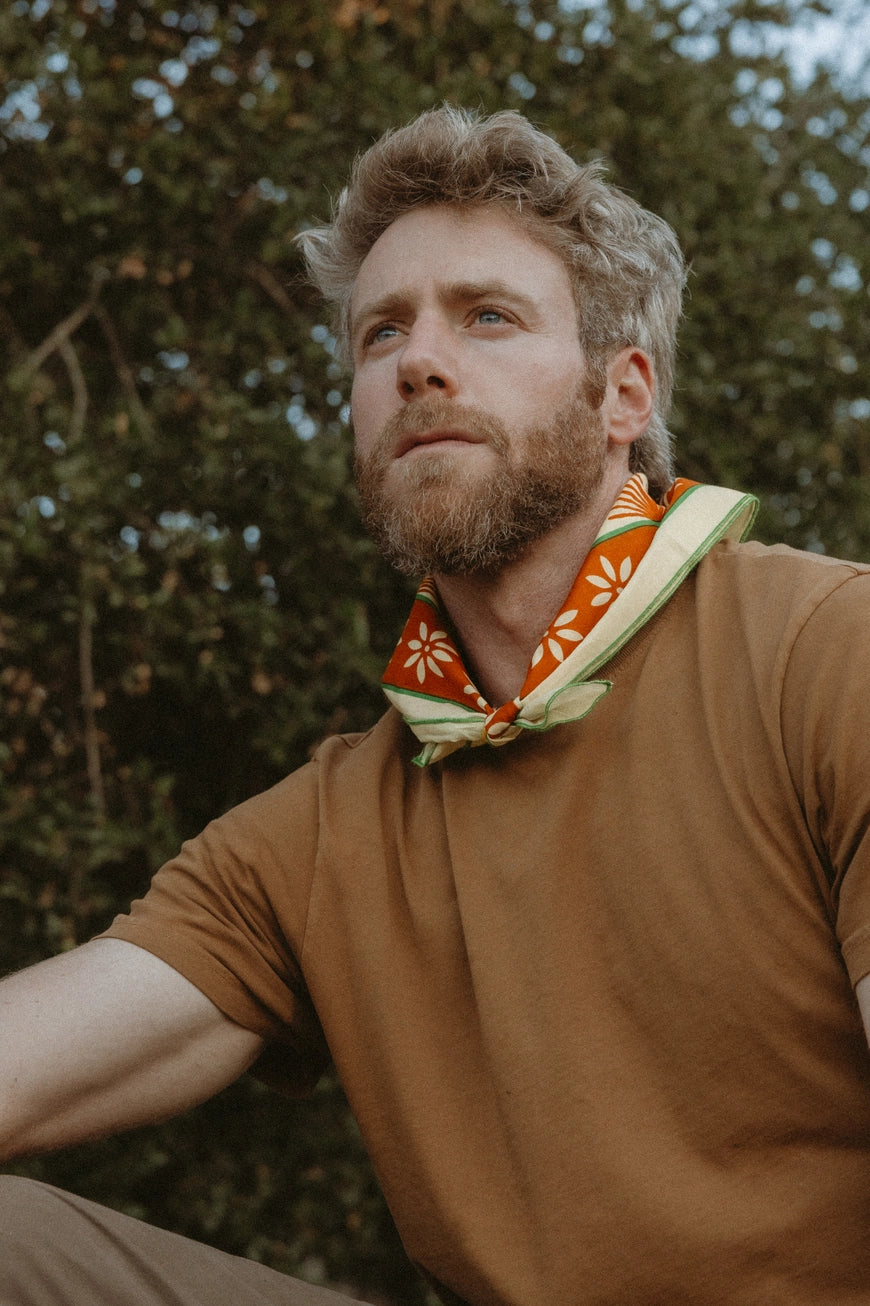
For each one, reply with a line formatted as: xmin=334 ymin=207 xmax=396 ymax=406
xmin=693 ymin=537 xmax=870 ymax=634
xmin=702 ymin=536 xmax=870 ymax=585
xmin=204 ymin=707 xmax=414 ymax=843
xmin=679 ymin=540 xmax=870 ymax=729
xmin=306 ymin=707 xmax=417 ymax=784
xmin=634 ymin=537 xmax=870 ymax=710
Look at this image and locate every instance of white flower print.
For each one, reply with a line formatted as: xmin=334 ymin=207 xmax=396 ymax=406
xmin=587 ymin=555 xmax=633 ymax=607
xmin=403 ymin=621 xmax=454 ymax=684
xmin=531 ymin=608 xmax=584 ymax=666
xmin=463 ymin=683 xmax=489 ymax=711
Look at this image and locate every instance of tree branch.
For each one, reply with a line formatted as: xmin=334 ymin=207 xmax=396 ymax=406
xmin=93 ymin=303 xmax=155 ymax=438
xmin=58 ymin=336 xmax=88 ymax=443
xmin=246 ymin=259 xmax=297 ymax=315
xmin=19 ymin=267 xmax=109 ymax=379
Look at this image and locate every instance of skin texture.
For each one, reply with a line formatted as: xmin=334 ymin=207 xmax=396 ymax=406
xmin=350 ymin=206 xmax=595 ymax=464
xmin=0 ymin=939 xmax=263 ymax=1163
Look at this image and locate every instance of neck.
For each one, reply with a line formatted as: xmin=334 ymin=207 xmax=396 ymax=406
xmin=434 ymin=467 xmax=630 ymax=706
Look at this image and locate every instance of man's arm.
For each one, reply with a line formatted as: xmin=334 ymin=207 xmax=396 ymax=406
xmin=0 ymin=937 xmax=264 ymax=1164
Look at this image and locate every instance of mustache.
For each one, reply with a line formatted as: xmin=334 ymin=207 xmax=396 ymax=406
xmin=374 ymin=397 xmax=511 ymax=456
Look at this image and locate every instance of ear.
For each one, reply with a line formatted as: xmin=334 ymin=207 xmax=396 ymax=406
xmin=604 ymin=348 xmax=655 ymax=449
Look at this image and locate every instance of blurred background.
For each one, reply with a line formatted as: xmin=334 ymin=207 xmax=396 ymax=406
xmin=1 ymin=0 xmax=868 ymax=1300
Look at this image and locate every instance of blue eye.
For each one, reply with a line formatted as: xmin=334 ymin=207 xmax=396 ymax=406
xmin=477 ymin=309 xmax=504 ymax=324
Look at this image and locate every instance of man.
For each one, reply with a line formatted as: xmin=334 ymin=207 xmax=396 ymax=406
xmin=3 ymin=106 xmax=870 ymax=1305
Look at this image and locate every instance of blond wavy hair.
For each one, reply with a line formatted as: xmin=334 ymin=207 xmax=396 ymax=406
xmin=297 ymin=107 xmax=687 ymax=493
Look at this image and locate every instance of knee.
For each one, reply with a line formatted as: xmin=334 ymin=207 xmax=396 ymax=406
xmin=0 ymin=1173 xmax=54 ymax=1203
xmin=0 ymin=1173 xmax=45 ymax=1211
xmin=0 ymin=1176 xmax=59 ymax=1298
xmin=0 ymin=1175 xmax=69 ymax=1242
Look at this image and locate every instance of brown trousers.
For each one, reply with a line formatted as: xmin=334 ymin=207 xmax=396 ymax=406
xmin=0 ymin=1176 xmax=371 ymax=1306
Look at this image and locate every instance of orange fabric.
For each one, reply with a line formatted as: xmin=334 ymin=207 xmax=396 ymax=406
xmin=382 ymin=474 xmax=697 ymax=740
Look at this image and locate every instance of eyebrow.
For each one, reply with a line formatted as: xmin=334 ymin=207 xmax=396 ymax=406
xmin=350 ymin=290 xmax=413 ymax=342
xmin=350 ymin=279 xmax=543 ymax=342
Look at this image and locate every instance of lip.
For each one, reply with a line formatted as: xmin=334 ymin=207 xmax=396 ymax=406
xmin=395 ymin=429 xmax=482 ymax=458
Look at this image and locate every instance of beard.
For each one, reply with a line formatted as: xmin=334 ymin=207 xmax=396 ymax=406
xmin=354 ymin=383 xmax=607 ymax=577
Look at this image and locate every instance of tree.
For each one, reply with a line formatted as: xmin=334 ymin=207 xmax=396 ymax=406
xmin=1 ymin=0 xmax=868 ymax=1297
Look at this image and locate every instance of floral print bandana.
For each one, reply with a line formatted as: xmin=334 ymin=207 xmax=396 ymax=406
xmin=381 ymin=475 xmax=758 ymax=766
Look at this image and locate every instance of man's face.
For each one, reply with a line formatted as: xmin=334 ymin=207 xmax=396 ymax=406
xmin=349 ymin=205 xmax=608 ymax=576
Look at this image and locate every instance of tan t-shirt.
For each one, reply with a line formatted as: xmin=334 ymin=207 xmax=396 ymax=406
xmin=104 ymin=540 xmax=870 ymax=1305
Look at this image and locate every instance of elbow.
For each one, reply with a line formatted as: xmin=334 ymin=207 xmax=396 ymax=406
xmin=0 ymin=1089 xmax=50 ymax=1166
xmin=0 ymin=1104 xmax=24 ymax=1166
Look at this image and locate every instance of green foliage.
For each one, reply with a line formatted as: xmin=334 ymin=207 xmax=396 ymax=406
xmin=1 ymin=0 xmax=868 ymax=1299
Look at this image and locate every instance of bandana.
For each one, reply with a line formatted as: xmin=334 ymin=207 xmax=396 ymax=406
xmin=382 ymin=476 xmax=758 ymax=766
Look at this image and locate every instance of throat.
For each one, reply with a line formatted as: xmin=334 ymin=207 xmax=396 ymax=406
xmin=430 ymin=470 xmax=632 ymax=705
xmin=435 ymin=574 xmax=572 ymax=709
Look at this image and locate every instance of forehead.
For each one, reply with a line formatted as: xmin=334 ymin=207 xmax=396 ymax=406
xmin=349 ymin=204 xmax=576 ymax=330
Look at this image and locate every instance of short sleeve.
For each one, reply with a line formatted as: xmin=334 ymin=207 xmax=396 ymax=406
xmin=779 ymin=568 xmax=870 ymax=985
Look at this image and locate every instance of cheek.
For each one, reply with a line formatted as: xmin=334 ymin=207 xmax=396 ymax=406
xmin=349 ymin=380 xmax=375 ymax=454
xmin=350 ymin=371 xmax=393 ymax=453
xmin=505 ymin=365 xmax=580 ymax=424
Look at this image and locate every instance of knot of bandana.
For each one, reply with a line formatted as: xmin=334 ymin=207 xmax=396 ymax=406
xmin=381 ymin=476 xmax=758 ymax=766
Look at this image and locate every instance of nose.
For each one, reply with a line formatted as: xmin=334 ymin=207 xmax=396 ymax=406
xmin=396 ymin=316 xmax=459 ymax=402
